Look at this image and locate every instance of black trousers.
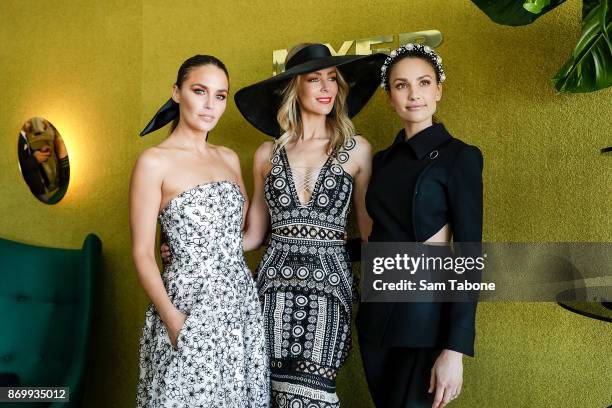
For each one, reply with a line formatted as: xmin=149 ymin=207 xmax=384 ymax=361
xmin=359 ymin=335 xmax=441 ymax=408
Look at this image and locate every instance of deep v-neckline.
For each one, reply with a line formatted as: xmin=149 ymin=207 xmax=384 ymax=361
xmin=281 ymin=146 xmax=333 ymax=208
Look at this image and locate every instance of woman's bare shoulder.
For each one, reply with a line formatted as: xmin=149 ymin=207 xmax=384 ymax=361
xmin=352 ymin=135 xmax=372 ymax=151
xmin=134 ymin=146 xmax=167 ymax=170
xmin=350 ymin=135 xmax=372 ymax=161
xmin=253 ymin=141 xmax=275 ymax=165
xmin=255 ymin=141 xmax=275 ymax=156
xmin=211 ymin=144 xmax=240 ymax=163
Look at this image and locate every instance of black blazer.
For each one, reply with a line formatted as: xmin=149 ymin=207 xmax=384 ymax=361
xmin=357 ymin=124 xmax=483 ymax=357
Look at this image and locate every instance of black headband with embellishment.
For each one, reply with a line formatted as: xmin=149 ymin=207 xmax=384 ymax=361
xmin=380 ymin=43 xmax=446 ymax=91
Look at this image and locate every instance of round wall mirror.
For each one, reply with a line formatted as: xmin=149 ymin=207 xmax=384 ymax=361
xmin=17 ymin=117 xmax=70 ymax=204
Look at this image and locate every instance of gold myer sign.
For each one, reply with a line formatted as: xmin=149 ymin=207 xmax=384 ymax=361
xmin=272 ymin=30 xmax=442 ymax=75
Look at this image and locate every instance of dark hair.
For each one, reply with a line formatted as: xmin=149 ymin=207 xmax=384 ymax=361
xmin=170 ymin=55 xmax=229 ymax=132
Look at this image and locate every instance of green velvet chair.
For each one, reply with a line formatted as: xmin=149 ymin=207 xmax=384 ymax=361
xmin=0 ymin=234 xmax=101 ymax=407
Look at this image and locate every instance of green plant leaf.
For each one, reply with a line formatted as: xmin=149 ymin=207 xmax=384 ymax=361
xmin=582 ymin=0 xmax=600 ymax=19
xmin=523 ymin=0 xmax=551 ymax=14
xmin=552 ymin=0 xmax=612 ymax=92
xmin=470 ymin=0 xmax=566 ymax=26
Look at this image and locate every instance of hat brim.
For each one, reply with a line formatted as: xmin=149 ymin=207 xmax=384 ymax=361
xmin=234 ymin=53 xmax=386 ymax=137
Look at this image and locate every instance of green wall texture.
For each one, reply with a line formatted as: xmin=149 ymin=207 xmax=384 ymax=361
xmin=1 ymin=1 xmax=610 ymax=407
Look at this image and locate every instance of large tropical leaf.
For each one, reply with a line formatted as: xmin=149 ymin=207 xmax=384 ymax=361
xmin=582 ymin=0 xmax=600 ymax=18
xmin=552 ymin=0 xmax=612 ymax=92
xmin=470 ymin=0 xmax=567 ymax=26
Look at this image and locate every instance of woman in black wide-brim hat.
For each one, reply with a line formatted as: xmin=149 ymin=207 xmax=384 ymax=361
xmin=235 ymin=43 xmax=385 ymax=407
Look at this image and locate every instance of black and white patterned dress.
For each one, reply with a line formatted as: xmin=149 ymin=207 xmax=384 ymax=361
xmin=256 ymin=139 xmax=356 ymax=408
xmin=137 ymin=181 xmax=270 ymax=408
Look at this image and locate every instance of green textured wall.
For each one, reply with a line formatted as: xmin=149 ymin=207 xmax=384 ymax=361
xmin=1 ymin=1 xmax=610 ymax=407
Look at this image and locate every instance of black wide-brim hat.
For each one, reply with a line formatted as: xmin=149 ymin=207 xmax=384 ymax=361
xmin=234 ymin=43 xmax=387 ymax=138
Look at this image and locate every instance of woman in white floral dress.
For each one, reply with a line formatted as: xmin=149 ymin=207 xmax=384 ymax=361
xmin=130 ymin=55 xmax=269 ymax=407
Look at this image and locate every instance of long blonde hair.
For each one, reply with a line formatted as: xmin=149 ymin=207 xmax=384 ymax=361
xmin=274 ymin=44 xmax=356 ymax=158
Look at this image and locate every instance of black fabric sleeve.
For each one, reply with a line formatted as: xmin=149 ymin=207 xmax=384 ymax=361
xmin=58 ymin=156 xmax=70 ymax=186
xmin=18 ymin=137 xmax=46 ymax=195
xmin=443 ymin=144 xmax=483 ymax=357
xmin=18 ymin=137 xmax=40 ymax=173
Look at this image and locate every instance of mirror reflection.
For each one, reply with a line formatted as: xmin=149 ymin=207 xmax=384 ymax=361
xmin=18 ymin=117 xmax=70 ymax=204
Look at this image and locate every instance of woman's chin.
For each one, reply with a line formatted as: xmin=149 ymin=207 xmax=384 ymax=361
xmin=301 ymin=105 xmax=334 ymax=117
xmin=190 ymin=121 xmax=217 ymax=133
xmin=399 ymin=111 xmax=434 ymax=125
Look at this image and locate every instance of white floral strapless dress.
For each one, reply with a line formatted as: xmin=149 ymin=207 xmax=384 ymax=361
xmin=136 ymin=181 xmax=270 ymax=407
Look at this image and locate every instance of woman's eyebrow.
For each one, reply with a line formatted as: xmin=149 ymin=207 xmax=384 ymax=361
xmin=190 ymin=83 xmax=228 ymax=92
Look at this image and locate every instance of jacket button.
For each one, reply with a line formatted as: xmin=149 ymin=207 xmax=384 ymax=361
xmin=430 ymin=150 xmax=439 ymax=159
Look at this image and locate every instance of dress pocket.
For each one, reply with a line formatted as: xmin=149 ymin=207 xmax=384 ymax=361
xmin=175 ymin=312 xmax=192 ymax=352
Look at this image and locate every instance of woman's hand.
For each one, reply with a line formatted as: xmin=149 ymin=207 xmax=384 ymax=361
xmin=160 ymin=243 xmax=171 ymax=263
xmin=429 ymin=349 xmax=463 ymax=408
xmin=163 ymin=308 xmax=187 ymax=350
xmin=33 ymin=149 xmax=51 ymax=163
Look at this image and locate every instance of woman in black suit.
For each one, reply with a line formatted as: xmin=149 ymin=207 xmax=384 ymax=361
xmin=357 ymin=43 xmax=483 ymax=408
